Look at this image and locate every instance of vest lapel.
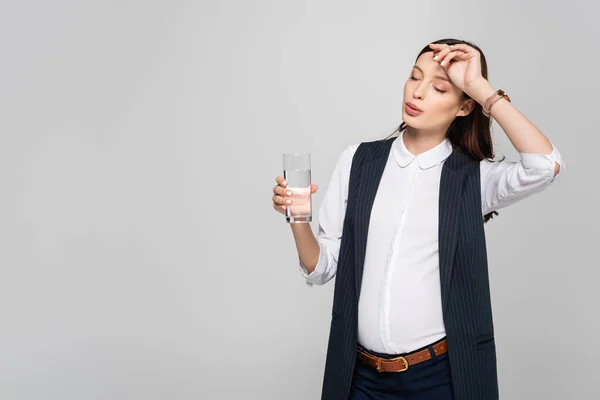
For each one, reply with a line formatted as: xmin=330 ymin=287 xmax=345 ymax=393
xmin=353 ymin=141 xmax=394 ymax=299
xmin=438 ymin=150 xmax=467 ymax=309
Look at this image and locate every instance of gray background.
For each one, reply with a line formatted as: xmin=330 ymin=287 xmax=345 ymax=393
xmin=0 ymin=0 xmax=597 ymax=399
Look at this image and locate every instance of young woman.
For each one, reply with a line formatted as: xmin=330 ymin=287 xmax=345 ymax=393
xmin=272 ymin=38 xmax=565 ymax=400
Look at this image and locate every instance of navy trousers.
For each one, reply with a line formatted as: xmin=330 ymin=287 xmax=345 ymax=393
xmin=349 ymin=337 xmax=454 ymax=400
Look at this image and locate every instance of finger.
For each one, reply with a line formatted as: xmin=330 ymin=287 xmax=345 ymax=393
xmin=310 ymin=184 xmax=318 ymax=193
xmin=428 ymin=43 xmax=445 ymax=49
xmin=273 ymin=202 xmax=287 ymax=213
xmin=433 ymin=45 xmax=454 ymax=62
xmin=440 ymin=49 xmax=468 ymax=66
xmin=443 ymin=43 xmax=476 ymax=54
xmin=430 ymin=44 xmax=452 ymax=58
xmin=275 ymin=176 xmax=288 ymax=187
xmin=440 ymin=50 xmax=464 ymax=67
xmin=273 ymin=185 xmax=293 ymax=197
xmin=273 ymin=194 xmax=292 ymax=205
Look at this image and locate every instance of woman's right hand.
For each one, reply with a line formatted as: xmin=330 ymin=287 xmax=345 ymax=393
xmin=272 ymin=176 xmax=318 ymax=215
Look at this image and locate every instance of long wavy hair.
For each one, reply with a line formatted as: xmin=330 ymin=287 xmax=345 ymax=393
xmin=387 ymin=38 xmax=504 ymax=223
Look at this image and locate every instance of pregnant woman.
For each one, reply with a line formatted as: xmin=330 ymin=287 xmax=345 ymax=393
xmin=272 ymin=38 xmax=565 ymax=400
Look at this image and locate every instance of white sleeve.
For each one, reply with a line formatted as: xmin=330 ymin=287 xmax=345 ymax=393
xmin=298 ymin=144 xmax=357 ymax=286
xmin=480 ymin=141 xmax=565 ymax=215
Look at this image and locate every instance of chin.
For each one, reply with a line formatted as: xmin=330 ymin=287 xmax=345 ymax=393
xmin=402 ymin=108 xmax=427 ymax=126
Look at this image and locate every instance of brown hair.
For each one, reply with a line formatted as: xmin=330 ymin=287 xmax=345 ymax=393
xmin=387 ymin=38 xmax=504 ymax=223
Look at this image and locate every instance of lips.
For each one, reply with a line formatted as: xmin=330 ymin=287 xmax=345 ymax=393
xmin=405 ymin=103 xmax=423 ymax=116
xmin=406 ymin=102 xmax=423 ymax=112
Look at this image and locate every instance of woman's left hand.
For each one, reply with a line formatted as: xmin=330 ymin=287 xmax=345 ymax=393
xmin=429 ymin=43 xmax=485 ymax=97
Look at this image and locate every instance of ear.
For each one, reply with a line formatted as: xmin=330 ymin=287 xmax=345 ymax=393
xmin=456 ymin=98 xmax=475 ymax=117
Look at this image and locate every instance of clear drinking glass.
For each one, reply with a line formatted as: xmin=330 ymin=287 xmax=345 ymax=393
xmin=282 ymin=153 xmax=312 ymax=223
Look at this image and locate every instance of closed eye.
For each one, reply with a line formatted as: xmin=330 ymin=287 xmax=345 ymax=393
xmin=409 ymin=75 xmax=446 ymax=93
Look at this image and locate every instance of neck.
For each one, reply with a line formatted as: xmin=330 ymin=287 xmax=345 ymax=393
xmin=403 ymin=126 xmax=448 ymax=156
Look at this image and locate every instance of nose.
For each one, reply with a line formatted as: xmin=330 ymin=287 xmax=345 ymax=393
xmin=413 ymin=83 xmax=424 ymax=100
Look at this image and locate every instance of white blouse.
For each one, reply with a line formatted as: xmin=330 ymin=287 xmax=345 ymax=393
xmin=298 ymin=131 xmax=565 ymax=354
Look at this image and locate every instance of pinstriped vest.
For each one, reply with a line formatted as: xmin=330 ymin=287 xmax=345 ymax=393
xmin=320 ymin=138 xmax=499 ymax=400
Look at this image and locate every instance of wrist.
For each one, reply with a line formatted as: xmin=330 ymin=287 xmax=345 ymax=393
xmin=467 ymin=78 xmax=496 ymax=106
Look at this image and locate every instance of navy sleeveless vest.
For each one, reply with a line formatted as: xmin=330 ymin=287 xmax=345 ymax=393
xmin=320 ymin=138 xmax=499 ymax=400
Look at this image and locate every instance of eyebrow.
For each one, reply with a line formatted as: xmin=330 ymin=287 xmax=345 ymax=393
xmin=412 ymin=65 xmax=450 ymax=82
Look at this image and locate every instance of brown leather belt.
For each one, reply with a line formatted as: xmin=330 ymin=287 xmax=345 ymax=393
xmin=356 ymin=338 xmax=448 ymax=373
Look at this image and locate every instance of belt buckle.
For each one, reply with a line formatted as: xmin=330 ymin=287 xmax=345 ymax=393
xmin=376 ymin=355 xmax=408 ymax=373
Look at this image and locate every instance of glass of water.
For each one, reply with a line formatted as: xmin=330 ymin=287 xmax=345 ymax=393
xmin=283 ymin=153 xmax=312 ymax=223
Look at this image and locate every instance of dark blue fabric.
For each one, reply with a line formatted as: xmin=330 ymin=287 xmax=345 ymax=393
xmin=320 ymin=138 xmax=499 ymax=400
xmin=350 ymin=337 xmax=453 ymax=399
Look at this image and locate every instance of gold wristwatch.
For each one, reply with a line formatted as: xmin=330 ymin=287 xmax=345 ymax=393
xmin=482 ymin=89 xmax=510 ymax=117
